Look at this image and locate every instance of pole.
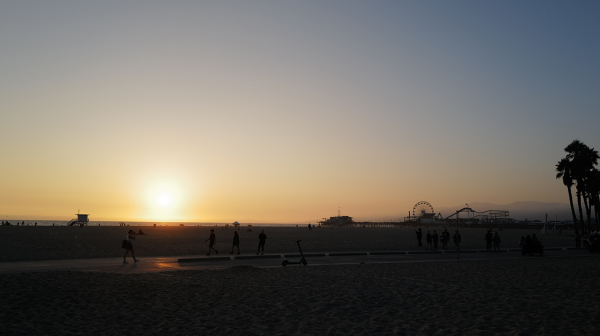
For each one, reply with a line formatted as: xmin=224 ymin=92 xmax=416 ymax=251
xmin=457 ymin=211 xmax=459 ymax=262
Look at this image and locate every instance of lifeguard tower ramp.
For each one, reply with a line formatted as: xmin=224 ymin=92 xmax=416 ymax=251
xmin=67 ymin=213 xmax=89 ymax=226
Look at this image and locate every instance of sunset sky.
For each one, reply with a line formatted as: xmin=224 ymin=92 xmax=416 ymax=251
xmin=1 ymin=1 xmax=599 ymax=222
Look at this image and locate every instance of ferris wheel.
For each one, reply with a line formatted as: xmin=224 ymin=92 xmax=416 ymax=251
xmin=413 ymin=201 xmax=434 ymax=217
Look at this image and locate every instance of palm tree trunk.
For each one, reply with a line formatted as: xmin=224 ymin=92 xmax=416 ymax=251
xmin=567 ymin=186 xmax=578 ymax=228
xmin=584 ymin=193 xmax=592 ymax=233
xmin=577 ymin=190 xmax=585 ymax=232
xmin=595 ymin=193 xmax=600 ymax=231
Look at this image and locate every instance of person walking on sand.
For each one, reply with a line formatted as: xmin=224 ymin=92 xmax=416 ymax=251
xmin=493 ymin=231 xmax=501 ymax=251
xmin=426 ymin=231 xmax=432 ymax=250
xmin=415 ymin=228 xmax=423 ymax=247
xmin=484 ymin=230 xmax=493 ymax=251
xmin=230 ymin=231 xmax=240 ymax=255
xmin=432 ymin=230 xmax=439 ymax=251
xmin=575 ymin=230 xmax=581 ymax=248
xmin=123 ymin=230 xmax=139 ymax=264
xmin=453 ymin=230 xmax=461 ymax=250
xmin=257 ymin=230 xmax=267 ymax=255
xmin=206 ymin=229 xmax=218 ymax=255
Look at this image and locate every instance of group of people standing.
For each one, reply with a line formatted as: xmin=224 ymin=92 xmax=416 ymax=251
xmin=415 ymin=228 xmax=508 ymax=251
xmin=2 ymin=221 xmax=36 ymax=226
xmin=415 ymin=228 xmax=461 ymax=251
xmin=484 ymin=230 xmax=502 ymax=250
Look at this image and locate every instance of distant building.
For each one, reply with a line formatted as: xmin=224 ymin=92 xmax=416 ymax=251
xmin=320 ymin=216 xmax=354 ymax=226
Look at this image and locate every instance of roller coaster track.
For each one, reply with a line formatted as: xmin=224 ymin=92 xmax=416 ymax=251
xmin=444 ymin=207 xmax=476 ymax=220
xmin=445 ymin=207 xmax=510 ymax=221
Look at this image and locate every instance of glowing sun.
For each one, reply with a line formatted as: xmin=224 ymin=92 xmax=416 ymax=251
xmin=158 ymin=195 xmax=171 ymax=206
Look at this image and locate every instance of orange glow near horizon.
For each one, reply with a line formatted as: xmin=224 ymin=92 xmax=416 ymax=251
xmin=0 ymin=2 xmax=594 ymax=223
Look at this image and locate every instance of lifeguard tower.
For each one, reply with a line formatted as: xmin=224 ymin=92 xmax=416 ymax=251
xmin=67 ymin=212 xmax=89 ymax=227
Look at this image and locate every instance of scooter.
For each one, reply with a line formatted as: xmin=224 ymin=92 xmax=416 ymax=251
xmin=282 ymin=240 xmax=308 ymax=266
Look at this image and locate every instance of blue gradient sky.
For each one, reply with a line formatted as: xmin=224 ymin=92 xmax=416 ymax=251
xmin=1 ymin=1 xmax=599 ymax=222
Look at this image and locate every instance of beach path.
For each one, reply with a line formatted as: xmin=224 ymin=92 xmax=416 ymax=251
xmin=0 ymin=248 xmax=595 ymax=274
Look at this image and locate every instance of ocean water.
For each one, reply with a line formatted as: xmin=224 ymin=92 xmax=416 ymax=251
xmin=0 ymin=220 xmax=301 ymax=227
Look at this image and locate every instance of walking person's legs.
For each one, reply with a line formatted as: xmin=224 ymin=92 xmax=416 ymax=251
xmin=207 ymin=245 xmax=218 ymax=255
xmin=123 ymin=247 xmax=138 ymax=263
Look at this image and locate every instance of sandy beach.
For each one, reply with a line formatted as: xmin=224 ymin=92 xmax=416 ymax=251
xmin=1 ymin=257 xmax=598 ymax=335
xmin=0 ymin=226 xmax=579 ymax=262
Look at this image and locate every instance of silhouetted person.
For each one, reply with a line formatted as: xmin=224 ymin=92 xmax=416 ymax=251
xmin=575 ymin=230 xmax=581 ymax=248
xmin=230 ymin=231 xmax=240 ymax=255
xmin=123 ymin=230 xmax=139 ymax=264
xmin=441 ymin=229 xmax=450 ymax=250
xmin=532 ymin=234 xmax=540 ymax=246
xmin=525 ymin=235 xmax=532 ymax=249
xmin=308 ymin=224 xmax=312 ymax=231
xmin=484 ymin=230 xmax=493 ymax=250
xmin=257 ymin=230 xmax=267 ymax=255
xmin=426 ymin=231 xmax=432 ymax=250
xmin=519 ymin=236 xmax=525 ymax=249
xmin=432 ymin=230 xmax=439 ymax=251
xmin=493 ymin=231 xmax=501 ymax=250
xmin=138 ymin=229 xmax=145 ymax=235
xmin=415 ymin=228 xmax=423 ymax=247
xmin=453 ymin=230 xmax=461 ymax=250
xmin=206 ymin=229 xmax=218 ymax=255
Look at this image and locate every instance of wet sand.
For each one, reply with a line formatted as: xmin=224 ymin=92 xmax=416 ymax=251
xmin=1 ymin=257 xmax=598 ymax=335
xmin=0 ymin=226 xmax=578 ymax=262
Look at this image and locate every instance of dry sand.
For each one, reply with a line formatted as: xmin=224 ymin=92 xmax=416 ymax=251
xmin=0 ymin=226 xmax=578 ymax=262
xmin=1 ymin=257 xmax=599 ymax=335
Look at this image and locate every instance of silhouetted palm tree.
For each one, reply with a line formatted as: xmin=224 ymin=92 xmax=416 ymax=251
xmin=556 ymin=158 xmax=578 ymax=227
xmin=579 ymin=147 xmax=599 ymax=232
xmin=564 ymin=140 xmax=588 ymax=230
xmin=586 ymin=169 xmax=600 ymax=231
xmin=564 ymin=140 xmax=600 ymax=232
